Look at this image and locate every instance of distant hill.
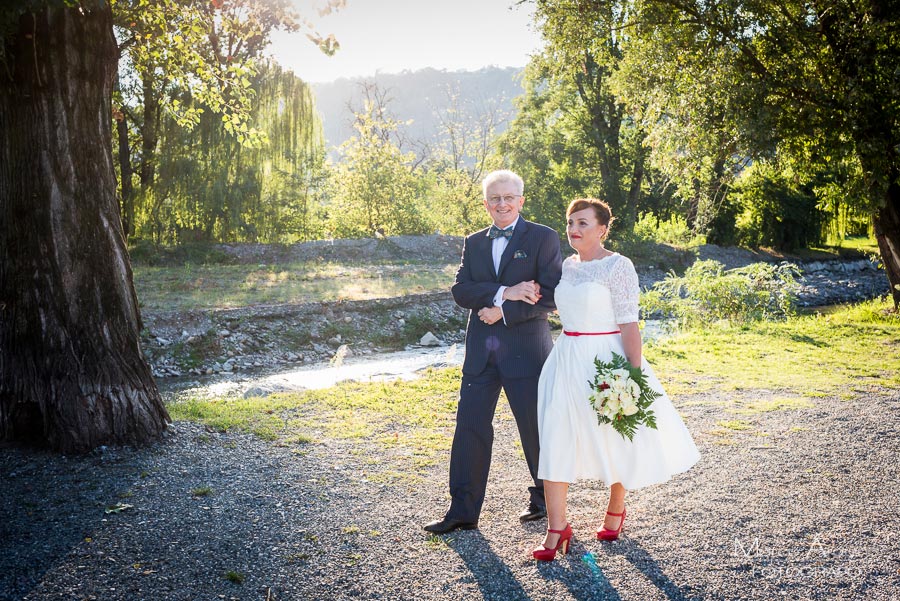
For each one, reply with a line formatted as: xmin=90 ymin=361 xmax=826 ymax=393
xmin=311 ymin=66 xmax=524 ymax=157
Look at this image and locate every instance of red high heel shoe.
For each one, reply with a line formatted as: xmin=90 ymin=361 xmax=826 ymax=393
xmin=597 ymin=508 xmax=626 ymax=541
xmin=532 ymin=523 xmax=573 ymax=562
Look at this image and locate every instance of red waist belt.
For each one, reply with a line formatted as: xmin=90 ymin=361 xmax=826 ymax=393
xmin=563 ymin=330 xmax=620 ymax=336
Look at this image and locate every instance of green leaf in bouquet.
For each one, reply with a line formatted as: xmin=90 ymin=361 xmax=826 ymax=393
xmin=588 ymin=352 xmax=661 ymax=441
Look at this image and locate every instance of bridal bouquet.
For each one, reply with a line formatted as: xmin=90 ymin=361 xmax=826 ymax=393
xmin=588 ymin=353 xmax=660 ymax=441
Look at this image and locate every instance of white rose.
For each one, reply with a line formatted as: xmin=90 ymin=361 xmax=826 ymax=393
xmin=622 ymin=401 xmax=639 ymax=416
xmin=628 ymin=380 xmax=641 ymax=397
xmin=605 ymin=397 xmax=621 ymax=417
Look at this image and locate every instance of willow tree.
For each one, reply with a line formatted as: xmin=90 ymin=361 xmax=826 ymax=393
xmin=141 ymin=61 xmax=325 ymax=243
xmin=617 ymin=0 xmax=900 ymax=307
xmin=1 ymin=2 xmax=169 ymax=451
xmin=250 ymin=63 xmax=327 ymax=242
xmin=113 ymin=0 xmax=340 ymax=239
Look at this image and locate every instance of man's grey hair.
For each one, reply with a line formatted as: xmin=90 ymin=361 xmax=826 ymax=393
xmin=482 ymin=169 xmax=524 ymax=198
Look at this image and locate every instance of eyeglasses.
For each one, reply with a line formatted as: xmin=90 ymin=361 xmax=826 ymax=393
xmin=486 ymin=194 xmax=521 ymax=205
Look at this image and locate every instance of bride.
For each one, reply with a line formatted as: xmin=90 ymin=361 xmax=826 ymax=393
xmin=532 ymin=198 xmax=700 ymax=561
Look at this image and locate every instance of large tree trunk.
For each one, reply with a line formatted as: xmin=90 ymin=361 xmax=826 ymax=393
xmin=874 ymin=180 xmax=900 ymax=310
xmin=0 ymin=4 xmax=169 ymax=452
xmin=818 ymin=2 xmax=900 ymax=309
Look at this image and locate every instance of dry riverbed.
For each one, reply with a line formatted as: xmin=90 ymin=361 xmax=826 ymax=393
xmin=138 ymin=236 xmax=891 ymax=380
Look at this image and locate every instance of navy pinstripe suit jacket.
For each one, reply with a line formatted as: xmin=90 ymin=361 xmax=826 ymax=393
xmin=451 ymin=219 xmax=563 ymax=378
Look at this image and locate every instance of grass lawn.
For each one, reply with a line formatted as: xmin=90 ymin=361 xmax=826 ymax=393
xmin=644 ymin=298 xmax=900 ymax=397
xmin=168 ymin=298 xmax=900 ymax=481
xmin=133 ymin=260 xmax=458 ymax=311
xmin=132 ymin=237 xmax=882 ymax=313
xmin=808 ymin=235 xmax=880 ymax=258
xmin=169 ymin=367 xmax=466 ymax=484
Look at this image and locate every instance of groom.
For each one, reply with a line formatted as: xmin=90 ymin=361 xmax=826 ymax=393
xmin=424 ymin=169 xmax=563 ymax=534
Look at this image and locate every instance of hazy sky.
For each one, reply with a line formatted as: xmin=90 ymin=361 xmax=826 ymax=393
xmin=268 ymin=0 xmax=543 ymax=83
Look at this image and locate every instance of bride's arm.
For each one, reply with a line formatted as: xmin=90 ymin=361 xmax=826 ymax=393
xmin=619 ymin=322 xmax=642 ymax=368
xmin=611 ymin=256 xmax=642 ymax=367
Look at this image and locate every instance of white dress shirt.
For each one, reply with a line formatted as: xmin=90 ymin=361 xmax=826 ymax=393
xmin=491 ymin=217 xmax=519 ymax=316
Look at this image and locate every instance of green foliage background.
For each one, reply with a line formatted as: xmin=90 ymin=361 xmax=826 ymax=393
xmin=105 ymin=0 xmax=894 ymax=258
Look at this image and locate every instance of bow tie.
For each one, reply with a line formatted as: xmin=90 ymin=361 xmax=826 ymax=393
xmin=488 ymin=225 xmax=514 ymax=240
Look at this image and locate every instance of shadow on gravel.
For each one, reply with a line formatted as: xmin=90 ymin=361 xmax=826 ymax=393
xmin=537 ymin=538 xmax=622 ymax=600
xmin=0 ymin=446 xmax=142 ymax=600
xmin=605 ymin=538 xmax=698 ymax=600
xmin=444 ymin=532 xmax=531 ymax=599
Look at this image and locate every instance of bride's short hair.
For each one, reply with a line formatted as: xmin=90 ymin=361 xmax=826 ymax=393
xmin=567 ymin=198 xmax=615 ymax=234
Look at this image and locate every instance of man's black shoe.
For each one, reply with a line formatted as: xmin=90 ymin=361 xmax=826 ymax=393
xmin=423 ymin=517 xmax=478 ymax=534
xmin=519 ymin=502 xmax=547 ymax=523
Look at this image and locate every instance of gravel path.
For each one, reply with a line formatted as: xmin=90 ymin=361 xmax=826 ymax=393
xmin=2 ymin=385 xmax=899 ymax=600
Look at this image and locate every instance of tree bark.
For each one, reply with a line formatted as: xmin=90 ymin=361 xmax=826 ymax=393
xmin=626 ymin=133 xmax=647 ymax=222
xmin=0 ymin=5 xmax=169 ymax=452
xmin=874 ymin=180 xmax=900 ymax=310
xmin=575 ymin=50 xmax=639 ymax=229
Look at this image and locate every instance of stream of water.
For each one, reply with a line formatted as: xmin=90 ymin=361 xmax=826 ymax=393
xmin=160 ymin=321 xmax=668 ymax=402
xmin=159 ymin=344 xmax=465 ymax=401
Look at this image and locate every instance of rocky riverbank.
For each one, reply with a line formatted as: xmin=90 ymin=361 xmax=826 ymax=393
xmin=139 ymin=239 xmax=891 ymax=380
xmin=141 ymin=292 xmax=468 ymax=379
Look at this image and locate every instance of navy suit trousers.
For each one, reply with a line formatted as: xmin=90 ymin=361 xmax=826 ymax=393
xmin=446 ymin=355 xmax=544 ymax=522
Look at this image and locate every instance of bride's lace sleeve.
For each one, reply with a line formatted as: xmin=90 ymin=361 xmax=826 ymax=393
xmin=609 ymin=256 xmax=640 ymax=323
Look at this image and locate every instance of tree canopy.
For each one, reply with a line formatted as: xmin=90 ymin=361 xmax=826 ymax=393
xmin=504 ymin=0 xmax=898 ymax=304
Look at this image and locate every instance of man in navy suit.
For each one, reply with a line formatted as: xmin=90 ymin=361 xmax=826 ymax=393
xmin=424 ymin=170 xmax=563 ymax=534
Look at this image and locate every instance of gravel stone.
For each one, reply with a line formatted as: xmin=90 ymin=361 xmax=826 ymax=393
xmin=2 ymin=389 xmax=898 ymax=600
xmin=420 ymin=332 xmax=441 ymax=346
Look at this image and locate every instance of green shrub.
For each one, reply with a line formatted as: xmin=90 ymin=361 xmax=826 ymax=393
xmin=705 ymin=195 xmax=741 ymax=246
xmin=631 ymin=213 xmax=704 ymax=247
xmin=641 ymin=259 xmax=800 ymax=327
xmin=729 ymin=164 xmax=825 ymax=251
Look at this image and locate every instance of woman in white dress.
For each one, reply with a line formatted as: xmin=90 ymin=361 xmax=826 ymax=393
xmin=532 ymin=198 xmax=700 ymax=562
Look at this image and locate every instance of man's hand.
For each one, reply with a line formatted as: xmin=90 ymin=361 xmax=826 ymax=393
xmin=502 ymin=280 xmax=542 ymax=305
xmin=478 ymin=306 xmax=503 ymax=325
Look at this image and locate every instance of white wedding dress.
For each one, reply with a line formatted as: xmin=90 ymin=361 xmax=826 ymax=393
xmin=537 ymin=254 xmax=700 ymax=489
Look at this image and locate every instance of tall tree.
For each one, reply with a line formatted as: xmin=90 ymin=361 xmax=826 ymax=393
xmin=427 ymin=85 xmax=507 ymax=234
xmin=0 ymin=0 xmax=341 ymax=451
xmin=1 ymin=2 xmax=168 ymax=451
xmin=328 ymin=84 xmax=427 ymax=238
xmin=141 ymin=61 xmax=325 ymax=244
xmin=612 ymin=16 xmax=749 ymax=234
xmin=113 ymin=0 xmax=339 ymax=239
xmin=619 ymin=0 xmax=900 ymax=307
xmin=502 ymin=0 xmax=648 ymax=229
